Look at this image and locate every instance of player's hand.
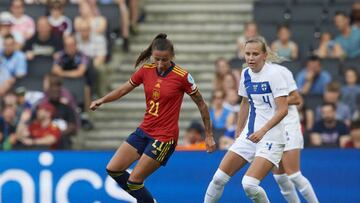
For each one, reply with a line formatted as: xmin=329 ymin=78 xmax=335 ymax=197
xmin=248 ymin=129 xmax=266 ymax=143
xmin=205 ymin=135 xmax=216 ymax=153
xmin=90 ymin=98 xmax=104 ymax=111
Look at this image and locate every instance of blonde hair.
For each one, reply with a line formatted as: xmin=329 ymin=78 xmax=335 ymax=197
xmin=244 ymin=36 xmax=286 ymax=64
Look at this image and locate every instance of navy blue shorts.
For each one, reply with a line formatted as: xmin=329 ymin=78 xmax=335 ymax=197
xmin=126 ymin=128 xmax=176 ymax=166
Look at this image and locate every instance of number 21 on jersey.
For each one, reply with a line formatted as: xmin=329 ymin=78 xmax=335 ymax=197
xmin=148 ymin=100 xmax=159 ymax=116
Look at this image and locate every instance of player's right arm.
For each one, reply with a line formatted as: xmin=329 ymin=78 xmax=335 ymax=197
xmin=90 ymin=81 xmax=136 ymax=111
xmin=235 ymin=98 xmax=249 ymax=138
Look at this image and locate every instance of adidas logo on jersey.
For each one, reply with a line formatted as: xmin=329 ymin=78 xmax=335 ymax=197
xmin=152 ymin=150 xmax=157 ymax=155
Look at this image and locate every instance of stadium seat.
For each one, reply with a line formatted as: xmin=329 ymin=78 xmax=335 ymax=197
xmin=304 ymin=94 xmax=323 ymax=110
xmin=321 ymin=59 xmax=342 ymax=82
xmin=25 ymin=5 xmax=47 ymax=20
xmin=254 ymin=2 xmax=288 ymax=24
xmin=62 ymin=77 xmax=85 ymax=105
xmin=291 ymin=5 xmax=323 ymax=23
xmin=280 ymin=60 xmax=303 ymax=76
xmin=341 ymin=58 xmax=360 ymax=75
xmin=258 ymin=23 xmax=278 ymax=43
xmin=15 ymin=77 xmax=43 ymax=91
xmin=99 ymin=4 xmax=120 ymax=33
xmin=14 ymin=56 xmax=54 ymax=91
xmin=63 ymin=4 xmax=78 ymax=21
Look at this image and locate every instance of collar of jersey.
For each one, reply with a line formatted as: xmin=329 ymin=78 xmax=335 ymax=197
xmin=156 ymin=61 xmax=175 ymax=77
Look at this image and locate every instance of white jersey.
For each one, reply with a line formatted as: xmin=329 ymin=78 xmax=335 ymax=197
xmin=238 ymin=63 xmax=288 ymax=143
xmin=275 ymin=64 xmax=301 ymax=128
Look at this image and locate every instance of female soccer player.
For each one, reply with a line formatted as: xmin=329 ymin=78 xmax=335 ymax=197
xmin=204 ymin=37 xmax=288 ymax=203
xmin=272 ymin=66 xmax=319 ymax=203
xmin=90 ymin=33 xmax=216 ymax=203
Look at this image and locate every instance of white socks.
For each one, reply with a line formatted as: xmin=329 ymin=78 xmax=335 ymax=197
xmin=204 ymin=169 xmax=231 ymax=203
xmin=289 ymin=171 xmax=319 ymax=203
xmin=273 ymin=174 xmax=301 ymax=203
xmin=242 ymin=175 xmax=269 ymax=203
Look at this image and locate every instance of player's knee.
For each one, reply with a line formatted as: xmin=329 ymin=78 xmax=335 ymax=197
xmin=212 ymin=169 xmax=231 ymax=186
xmin=242 ymin=175 xmax=261 ymax=197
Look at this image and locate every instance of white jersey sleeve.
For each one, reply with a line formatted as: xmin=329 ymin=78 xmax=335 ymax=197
xmin=269 ymin=69 xmax=288 ymax=98
xmin=282 ymin=66 xmax=298 ymax=93
xmin=238 ymin=68 xmax=248 ymax=97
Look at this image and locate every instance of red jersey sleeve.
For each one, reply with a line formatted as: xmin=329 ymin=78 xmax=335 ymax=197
xmin=183 ymin=72 xmax=198 ymax=95
xmin=129 ymin=67 xmax=145 ymax=87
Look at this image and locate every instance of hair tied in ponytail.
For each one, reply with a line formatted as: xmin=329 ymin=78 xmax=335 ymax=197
xmin=155 ymin=33 xmax=167 ymax=39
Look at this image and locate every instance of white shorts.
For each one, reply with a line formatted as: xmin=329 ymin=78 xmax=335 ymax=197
xmin=284 ymin=124 xmax=304 ymax=151
xmin=229 ymin=136 xmax=285 ymax=168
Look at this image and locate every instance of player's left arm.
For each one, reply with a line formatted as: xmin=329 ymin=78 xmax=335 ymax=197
xmin=190 ymin=90 xmax=216 ymax=152
xmin=249 ymin=96 xmax=288 ymax=143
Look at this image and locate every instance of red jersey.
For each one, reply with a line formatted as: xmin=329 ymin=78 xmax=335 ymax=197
xmin=29 ymin=121 xmax=61 ymax=149
xmin=129 ymin=63 xmax=198 ymax=142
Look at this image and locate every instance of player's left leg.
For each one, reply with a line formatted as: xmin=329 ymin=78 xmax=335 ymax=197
xmin=283 ymin=149 xmax=319 ymax=203
xmin=273 ymin=159 xmax=300 ymax=203
xmin=243 ymin=157 xmax=273 ymax=203
xmin=127 ymin=154 xmax=161 ymax=203
xmin=127 ymin=138 xmax=176 ymax=203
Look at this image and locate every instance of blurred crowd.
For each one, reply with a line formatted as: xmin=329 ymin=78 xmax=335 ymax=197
xmin=0 ymin=0 xmax=140 ymax=150
xmin=178 ymin=1 xmax=360 ymax=151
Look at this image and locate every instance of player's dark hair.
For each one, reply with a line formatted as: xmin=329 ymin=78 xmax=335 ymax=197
xmin=134 ymin=33 xmax=174 ymax=68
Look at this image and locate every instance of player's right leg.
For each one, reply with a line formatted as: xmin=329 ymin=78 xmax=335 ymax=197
xmin=106 ymin=142 xmax=140 ymax=190
xmin=283 ymin=149 xmax=319 ymax=203
xmin=204 ymin=136 xmax=253 ymax=203
xmin=272 ymin=159 xmax=300 ymax=203
xmin=106 ymin=129 xmax=146 ymax=191
xmin=204 ymin=151 xmax=248 ymax=203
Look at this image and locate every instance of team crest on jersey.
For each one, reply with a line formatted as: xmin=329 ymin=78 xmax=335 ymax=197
xmin=252 ymin=84 xmax=258 ymax=91
xmin=152 ymin=90 xmax=160 ymax=100
xmin=261 ymin=83 xmax=267 ymax=91
xmin=187 ymin=73 xmax=195 ymax=84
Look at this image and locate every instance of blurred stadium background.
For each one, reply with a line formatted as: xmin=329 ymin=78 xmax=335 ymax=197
xmin=0 ymin=0 xmax=360 ymax=202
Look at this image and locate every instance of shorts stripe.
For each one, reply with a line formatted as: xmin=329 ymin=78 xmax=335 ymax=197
xmin=157 ymin=140 xmax=173 ymax=162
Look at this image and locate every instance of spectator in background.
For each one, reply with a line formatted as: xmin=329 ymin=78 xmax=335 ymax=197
xmin=314 ymin=32 xmax=343 ymax=59
xmin=209 ymin=90 xmax=235 ymax=144
xmin=271 ymin=24 xmax=298 ymax=61
xmin=222 ymin=72 xmax=237 ymax=93
xmin=310 ymin=103 xmax=350 ymax=148
xmin=315 ymin=82 xmax=352 ymax=126
xmin=0 ymin=106 xmax=17 ymax=150
xmin=213 ymin=57 xmax=231 ymax=92
xmin=0 ymin=12 xmax=24 ymax=50
xmin=24 ymin=16 xmax=63 ymax=60
xmin=236 ymin=22 xmax=260 ymax=59
xmin=176 ymin=121 xmax=206 ymax=151
xmin=9 ymin=0 xmax=35 ymax=41
xmin=298 ymin=102 xmax=315 ymax=135
xmin=345 ymin=120 xmax=360 ymax=148
xmin=74 ymin=1 xmax=107 ymax=35
xmin=0 ymin=66 xmax=15 ymax=97
xmin=296 ymin=55 xmax=331 ymax=95
xmin=334 ymin=11 xmax=360 ymax=58
xmin=75 ymin=20 xmax=108 ymax=96
xmin=48 ymin=0 xmax=72 ymax=38
xmin=0 ymin=34 xmax=27 ymax=79
xmin=341 ymin=68 xmax=360 ymax=119
xmin=52 ymin=35 xmax=93 ymax=111
xmin=116 ymin=0 xmax=130 ymax=52
xmin=350 ymin=1 xmax=360 ymax=29
xmin=42 ymin=83 xmax=77 ymax=149
xmin=16 ymin=101 xmax=61 ymax=149
xmin=52 ymin=36 xmax=87 ymax=81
